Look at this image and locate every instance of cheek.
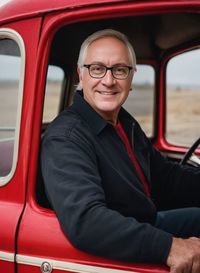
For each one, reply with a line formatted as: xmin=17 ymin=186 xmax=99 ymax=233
xmin=84 ymin=77 xmax=100 ymax=90
xmin=121 ymin=81 xmax=132 ymax=93
xmin=79 ymin=69 xmax=93 ymax=85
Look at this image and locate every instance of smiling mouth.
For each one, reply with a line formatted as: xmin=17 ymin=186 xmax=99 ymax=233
xmin=97 ymin=91 xmax=118 ymax=95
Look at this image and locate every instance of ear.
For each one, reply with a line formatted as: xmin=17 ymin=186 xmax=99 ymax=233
xmin=77 ymin=67 xmax=83 ymax=89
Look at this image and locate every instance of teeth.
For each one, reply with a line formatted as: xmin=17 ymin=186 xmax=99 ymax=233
xmin=99 ymin=91 xmax=115 ymax=95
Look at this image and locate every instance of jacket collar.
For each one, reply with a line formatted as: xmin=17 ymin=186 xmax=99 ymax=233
xmin=71 ymin=90 xmax=136 ymax=135
xmin=71 ymin=90 xmax=107 ymax=135
xmin=71 ymin=91 xmax=149 ymax=180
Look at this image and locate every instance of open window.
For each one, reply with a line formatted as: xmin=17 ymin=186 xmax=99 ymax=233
xmin=123 ymin=64 xmax=155 ymax=137
xmin=42 ymin=65 xmax=65 ymax=124
xmin=166 ymin=48 xmax=200 ymax=147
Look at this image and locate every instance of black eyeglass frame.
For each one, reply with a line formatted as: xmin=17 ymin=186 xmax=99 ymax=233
xmin=82 ymin=64 xmax=134 ymax=80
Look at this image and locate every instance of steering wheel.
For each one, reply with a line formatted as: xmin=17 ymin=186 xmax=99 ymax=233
xmin=180 ymin=137 xmax=200 ymax=165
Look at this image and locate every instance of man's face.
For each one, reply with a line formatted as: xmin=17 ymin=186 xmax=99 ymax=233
xmin=78 ymin=36 xmax=134 ymax=123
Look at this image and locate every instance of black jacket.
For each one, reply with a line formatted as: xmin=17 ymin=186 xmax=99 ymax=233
xmin=41 ymin=91 xmax=200 ymax=264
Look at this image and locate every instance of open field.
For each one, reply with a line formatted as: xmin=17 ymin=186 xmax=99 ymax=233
xmin=0 ymin=82 xmax=200 ymax=146
xmin=125 ymin=87 xmax=200 ymax=146
xmin=166 ymin=88 xmax=200 ymax=145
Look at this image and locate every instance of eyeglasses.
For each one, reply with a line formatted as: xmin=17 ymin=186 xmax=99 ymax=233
xmin=82 ymin=64 xmax=134 ymax=80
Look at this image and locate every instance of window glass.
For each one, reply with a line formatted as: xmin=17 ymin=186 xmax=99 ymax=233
xmin=0 ymin=38 xmax=21 ymax=178
xmin=166 ymin=49 xmax=200 ymax=146
xmin=43 ymin=65 xmax=64 ymax=123
xmin=123 ymin=65 xmax=154 ymax=137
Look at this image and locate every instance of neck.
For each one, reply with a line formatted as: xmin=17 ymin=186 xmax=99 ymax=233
xmin=95 ymin=107 xmax=120 ymax=126
xmin=100 ymin=111 xmax=119 ymax=126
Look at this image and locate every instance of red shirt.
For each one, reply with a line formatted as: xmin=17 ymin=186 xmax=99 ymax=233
xmin=115 ymin=121 xmax=151 ymax=197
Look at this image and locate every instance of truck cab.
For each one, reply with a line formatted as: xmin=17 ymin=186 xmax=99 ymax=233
xmin=0 ymin=0 xmax=200 ymax=272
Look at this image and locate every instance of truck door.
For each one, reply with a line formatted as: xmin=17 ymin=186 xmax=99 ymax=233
xmin=14 ymin=4 xmax=169 ymax=273
xmin=0 ymin=17 xmax=43 ymax=273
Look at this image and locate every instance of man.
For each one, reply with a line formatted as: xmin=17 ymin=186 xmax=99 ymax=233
xmin=41 ymin=29 xmax=200 ymax=273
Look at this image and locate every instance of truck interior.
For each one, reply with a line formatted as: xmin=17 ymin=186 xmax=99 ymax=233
xmin=35 ymin=11 xmax=200 ymax=210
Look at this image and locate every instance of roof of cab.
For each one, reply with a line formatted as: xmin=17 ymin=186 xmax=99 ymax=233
xmin=1 ymin=0 xmax=200 ymax=25
xmin=0 ymin=0 xmax=127 ymax=24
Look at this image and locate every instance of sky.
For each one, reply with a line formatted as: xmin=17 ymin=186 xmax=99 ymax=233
xmin=134 ymin=49 xmax=200 ymax=87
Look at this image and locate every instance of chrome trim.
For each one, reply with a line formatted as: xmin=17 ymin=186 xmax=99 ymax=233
xmin=0 ymin=251 xmax=15 ymax=262
xmin=16 ymin=254 xmax=139 ymax=273
xmin=190 ymin=154 xmax=200 ymax=165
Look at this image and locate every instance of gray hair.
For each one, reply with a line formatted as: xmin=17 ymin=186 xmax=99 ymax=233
xmin=77 ymin=29 xmax=137 ymax=68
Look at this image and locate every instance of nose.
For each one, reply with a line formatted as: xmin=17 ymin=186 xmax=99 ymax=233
xmin=101 ymin=70 xmax=116 ymax=86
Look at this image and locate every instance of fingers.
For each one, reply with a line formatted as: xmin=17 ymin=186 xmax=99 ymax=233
xmin=191 ymin=254 xmax=200 ymax=273
xmin=167 ymin=237 xmax=200 ymax=273
xmin=169 ymin=260 xmax=190 ymax=273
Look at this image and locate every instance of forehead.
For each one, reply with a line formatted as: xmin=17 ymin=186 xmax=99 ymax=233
xmin=85 ymin=36 xmax=131 ymax=64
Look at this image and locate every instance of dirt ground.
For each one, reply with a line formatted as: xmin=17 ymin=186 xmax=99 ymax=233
xmin=166 ymin=88 xmax=200 ymax=145
xmin=125 ymin=87 xmax=200 ymax=146
xmin=0 ymin=82 xmax=200 ymax=146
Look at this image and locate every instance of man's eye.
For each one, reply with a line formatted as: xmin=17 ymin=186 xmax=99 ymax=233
xmin=115 ymin=67 xmax=127 ymax=74
xmin=91 ymin=65 xmax=104 ymax=73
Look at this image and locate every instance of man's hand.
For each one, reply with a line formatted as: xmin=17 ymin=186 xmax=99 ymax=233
xmin=167 ymin=237 xmax=200 ymax=273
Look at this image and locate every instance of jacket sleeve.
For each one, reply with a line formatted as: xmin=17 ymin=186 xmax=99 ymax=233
xmin=41 ymin=131 xmax=172 ymax=264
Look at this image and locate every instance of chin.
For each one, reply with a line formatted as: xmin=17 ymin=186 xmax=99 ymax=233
xmin=98 ymin=106 xmax=118 ymax=113
xmin=97 ymin=106 xmax=119 ymax=119
xmin=97 ymin=102 xmax=119 ymax=111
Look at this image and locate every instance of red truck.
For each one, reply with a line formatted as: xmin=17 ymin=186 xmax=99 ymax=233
xmin=0 ymin=0 xmax=200 ymax=272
